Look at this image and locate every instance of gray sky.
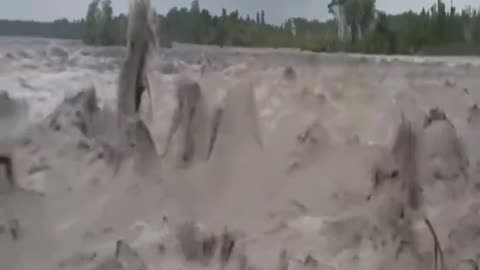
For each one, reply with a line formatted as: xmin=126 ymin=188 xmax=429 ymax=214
xmin=2 ymin=0 xmax=480 ymax=24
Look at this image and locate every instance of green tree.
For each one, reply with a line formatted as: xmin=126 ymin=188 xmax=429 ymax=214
xmin=358 ymin=0 xmax=375 ymax=38
xmin=190 ymin=0 xmax=200 ymax=13
xmin=435 ymin=0 xmax=447 ymax=42
xmin=328 ymin=0 xmax=376 ymax=45
xmin=10 ymin=0 xmax=477 ymax=55
xmin=100 ymin=0 xmax=114 ymax=45
xmin=84 ymin=0 xmax=100 ymax=44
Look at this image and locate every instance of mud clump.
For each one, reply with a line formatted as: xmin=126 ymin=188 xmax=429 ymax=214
xmin=162 ymin=78 xmax=210 ymax=168
xmin=27 ymin=156 xmax=51 ymax=176
xmin=448 ymin=202 xmax=480 ymax=249
xmin=90 ymin=240 xmax=146 ymax=270
xmin=354 ymin=115 xmax=438 ymax=269
xmin=372 ymin=109 xmax=466 ymax=209
xmin=90 ymin=259 xmax=124 ymax=270
xmin=376 ymin=108 xmax=469 ymax=203
xmin=467 ymin=104 xmax=480 ymax=126
xmin=466 ymin=104 xmax=480 ymax=176
xmin=418 ymin=108 xmax=468 ymax=186
xmin=0 ymin=151 xmax=15 ymax=193
xmin=176 ymin=222 xmax=239 ymax=267
xmin=295 ymin=121 xmax=330 ymax=152
xmin=159 ymin=61 xmax=180 ymax=74
xmin=16 ymin=50 xmax=31 ymax=59
xmin=125 ymin=118 xmax=160 ymax=178
xmin=49 ymin=46 xmax=68 ymax=59
xmin=4 ymin=52 xmax=15 ymax=60
xmin=126 ymin=119 xmax=157 ymax=155
xmin=287 ymin=119 xmax=331 ymax=173
xmin=7 ymin=219 xmax=20 ymax=240
xmin=115 ymin=240 xmax=147 ymax=270
xmin=0 ymin=91 xmax=28 ymax=126
xmin=58 ymin=251 xmax=97 ymax=268
xmin=49 ymin=86 xmax=99 ymax=137
xmin=278 ymin=249 xmax=289 ymax=270
xmin=366 ymin=116 xmax=421 ymax=241
xmin=219 ymin=229 xmax=236 ymax=266
xmin=45 ymin=87 xmax=143 ymax=175
xmin=91 ymin=47 xmax=127 ymax=59
xmin=176 ymin=222 xmax=217 ymax=264
xmin=0 ymin=91 xmax=14 ymax=112
xmin=283 ymin=66 xmax=296 ymax=80
xmin=423 ymin=107 xmax=447 ymax=128
xmin=209 ymin=83 xmax=263 ymax=160
xmin=390 ymin=114 xmax=420 ymax=209
xmin=116 ymin=0 xmax=157 ymax=123
xmin=0 ymin=92 xmax=28 ymax=192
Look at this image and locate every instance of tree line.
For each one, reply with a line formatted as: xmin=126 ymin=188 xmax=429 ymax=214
xmin=2 ymin=0 xmax=480 ymax=55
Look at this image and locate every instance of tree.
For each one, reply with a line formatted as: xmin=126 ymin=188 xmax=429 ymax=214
xmin=343 ymin=0 xmax=361 ymax=44
xmin=100 ymin=0 xmax=114 ymax=45
xmin=113 ymin=14 xmax=128 ymax=45
xmin=358 ymin=0 xmax=375 ymax=38
xmin=328 ymin=0 xmax=376 ymax=44
xmin=190 ymin=0 xmax=200 ymax=13
xmin=328 ymin=0 xmax=347 ymax=14
xmin=84 ymin=0 xmax=100 ymax=44
xmin=11 ymin=0 xmax=480 ymax=55
xmin=431 ymin=0 xmax=447 ymax=42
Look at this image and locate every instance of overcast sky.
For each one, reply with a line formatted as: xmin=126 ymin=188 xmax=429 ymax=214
xmin=3 ymin=0 xmax=480 ymax=24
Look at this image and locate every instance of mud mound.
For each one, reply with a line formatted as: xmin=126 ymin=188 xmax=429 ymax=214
xmin=0 ymin=91 xmax=19 ymax=119
xmin=163 ymin=78 xmax=210 ymax=168
xmin=89 ymin=47 xmax=127 ymax=59
xmin=448 ymin=202 xmax=480 ymax=252
xmin=382 ymin=108 xmax=469 ymax=207
xmin=424 ymin=107 xmax=447 ymax=128
xmin=0 ymin=91 xmax=30 ymax=146
xmin=390 ymin=114 xmax=421 ymax=209
xmin=176 ymin=221 xmax=216 ymax=264
xmin=467 ymin=104 xmax=480 ymax=126
xmin=283 ymin=66 xmax=296 ymax=80
xmin=89 ymin=241 xmax=146 ymax=270
xmin=356 ymin=117 xmax=443 ymax=270
xmin=0 ymin=187 xmax=51 ymax=269
xmin=466 ymin=104 xmax=480 ymax=176
xmin=43 ymin=87 xmax=134 ymax=174
xmin=287 ymin=119 xmax=331 ymax=173
xmin=418 ymin=109 xmax=468 ymax=186
xmin=209 ymin=83 xmax=262 ymax=159
xmin=126 ymin=118 xmax=160 ymax=179
xmin=175 ymin=222 xmax=240 ymax=268
xmin=159 ymin=61 xmax=180 ymax=74
xmin=3 ymin=52 xmax=16 ymax=60
xmin=48 ymin=87 xmax=99 ymax=137
xmin=16 ymin=50 xmax=31 ymax=59
xmin=49 ymin=46 xmax=68 ymax=59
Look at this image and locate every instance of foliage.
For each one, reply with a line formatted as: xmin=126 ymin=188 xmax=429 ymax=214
xmin=4 ymin=0 xmax=480 ymax=55
xmin=82 ymin=0 xmax=117 ymax=45
xmin=83 ymin=0 xmax=99 ymax=44
xmin=0 ymin=19 xmax=84 ymax=39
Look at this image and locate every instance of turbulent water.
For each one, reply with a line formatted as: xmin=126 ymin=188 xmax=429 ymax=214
xmin=2 ymin=36 xmax=480 ymax=270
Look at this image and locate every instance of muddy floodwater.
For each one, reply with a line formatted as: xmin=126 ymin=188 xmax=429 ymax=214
xmin=1 ymin=36 xmax=480 ymax=270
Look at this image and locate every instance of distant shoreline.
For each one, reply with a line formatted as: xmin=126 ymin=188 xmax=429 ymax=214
xmin=2 ymin=36 xmax=480 ymax=64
